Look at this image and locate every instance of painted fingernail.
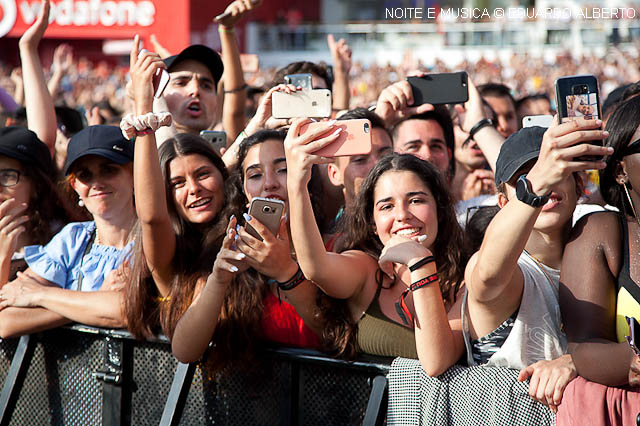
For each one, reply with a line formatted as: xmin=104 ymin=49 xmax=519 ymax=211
xmin=230 ymin=214 xmax=235 ymax=221
xmin=327 ymin=119 xmax=337 ymax=126
xmin=602 ymin=131 xmax=609 ymax=137
xmin=606 ymin=147 xmax=614 ymax=153
xmin=243 ymin=213 xmax=252 ymax=222
xmin=237 ymin=253 xmax=246 ymax=260
xmin=234 ymin=234 xmax=239 ymax=241
xmin=417 ymin=235 xmax=427 ymax=242
xmin=230 ymin=265 xmax=239 ymax=272
xmin=331 ymin=128 xmax=342 ymax=136
xmin=228 ymin=229 xmax=234 ymax=237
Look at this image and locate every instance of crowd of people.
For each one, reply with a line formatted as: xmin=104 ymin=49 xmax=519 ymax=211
xmin=0 ymin=0 xmax=639 ymax=423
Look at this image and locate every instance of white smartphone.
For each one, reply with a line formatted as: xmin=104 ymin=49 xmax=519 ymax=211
xmin=138 ymin=49 xmax=170 ymax=98
xmin=272 ymin=89 xmax=332 ymax=119
xmin=522 ymin=115 xmax=553 ymax=128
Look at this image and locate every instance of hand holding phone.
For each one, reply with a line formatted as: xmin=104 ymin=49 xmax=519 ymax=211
xmin=299 ymin=119 xmax=372 ymax=157
xmin=138 ymin=49 xmax=170 ymax=98
xmin=245 ymin=197 xmax=285 ymax=241
xmin=272 ymin=89 xmax=332 ymax=119
xmin=200 ymin=130 xmax=227 ymax=156
xmin=407 ymin=72 xmax=469 ymax=106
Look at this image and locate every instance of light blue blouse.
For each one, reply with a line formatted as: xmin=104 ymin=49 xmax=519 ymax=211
xmin=24 ymin=221 xmax=133 ymax=292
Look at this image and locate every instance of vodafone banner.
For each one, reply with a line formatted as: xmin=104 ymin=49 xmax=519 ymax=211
xmin=1 ymin=0 xmax=189 ymax=54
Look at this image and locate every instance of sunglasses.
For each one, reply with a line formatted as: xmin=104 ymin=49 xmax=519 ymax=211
xmin=624 ymin=139 xmax=640 ymax=157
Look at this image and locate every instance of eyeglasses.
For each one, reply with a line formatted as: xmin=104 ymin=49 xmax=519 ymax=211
xmin=0 ymin=169 xmax=21 ymax=187
xmin=624 ymin=139 xmax=640 ymax=157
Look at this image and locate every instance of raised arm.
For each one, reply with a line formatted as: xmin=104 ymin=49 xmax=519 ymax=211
xmin=18 ymin=0 xmax=56 ymax=155
xmin=327 ymin=34 xmax=352 ymax=111
xmin=129 ymin=37 xmax=176 ymax=296
xmin=466 ymin=118 xmax=610 ymax=306
xmin=284 ymin=118 xmax=371 ymax=299
xmin=216 ymin=0 xmax=262 ymax=141
xmin=560 ymin=212 xmax=633 ymax=385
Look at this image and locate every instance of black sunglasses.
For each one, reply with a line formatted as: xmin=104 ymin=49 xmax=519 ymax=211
xmin=624 ymin=139 xmax=640 ymax=157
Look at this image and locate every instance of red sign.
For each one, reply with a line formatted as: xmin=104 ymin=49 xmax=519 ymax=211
xmin=1 ymin=0 xmax=189 ymax=55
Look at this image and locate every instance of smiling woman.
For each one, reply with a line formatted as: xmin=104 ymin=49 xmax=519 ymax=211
xmin=0 ymin=125 xmax=137 ymax=339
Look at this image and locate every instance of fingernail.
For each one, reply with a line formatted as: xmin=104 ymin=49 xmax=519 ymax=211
xmin=606 ymin=147 xmax=614 ymax=153
xmin=237 ymin=253 xmax=246 ymax=260
xmin=243 ymin=213 xmax=252 ymax=222
xmin=230 ymin=265 xmax=239 ymax=272
xmin=234 ymin=234 xmax=239 ymax=241
xmin=228 ymin=229 xmax=234 ymax=237
xmin=595 ymin=119 xmax=602 ymax=125
xmin=327 ymin=119 xmax=337 ymax=126
xmin=331 ymin=128 xmax=342 ymax=136
xmin=230 ymin=214 xmax=235 ymax=221
xmin=417 ymin=235 xmax=427 ymax=242
xmin=283 ymin=213 xmax=288 ymax=222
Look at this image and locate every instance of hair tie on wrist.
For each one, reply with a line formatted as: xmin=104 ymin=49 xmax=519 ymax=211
xmin=395 ymin=272 xmax=439 ymax=325
xmin=409 ymin=256 xmax=435 ymax=272
xmin=223 ymin=84 xmax=248 ymax=94
xmin=120 ymin=112 xmax=172 ymax=140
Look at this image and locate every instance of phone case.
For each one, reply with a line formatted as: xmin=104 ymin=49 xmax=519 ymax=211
xmin=272 ymin=89 xmax=332 ymax=119
xmin=407 ymin=72 xmax=469 ymax=105
xmin=200 ymin=131 xmax=226 ymax=156
xmin=522 ymin=115 xmax=553 ymax=128
xmin=153 ymin=68 xmax=170 ymax=98
xmin=246 ymin=197 xmax=285 ymax=240
xmin=299 ymin=119 xmax=372 ymax=157
xmin=555 ymin=75 xmax=600 ymax=122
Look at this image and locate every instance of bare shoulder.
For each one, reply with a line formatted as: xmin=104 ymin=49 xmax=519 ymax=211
xmin=567 ymin=211 xmax=621 ymax=255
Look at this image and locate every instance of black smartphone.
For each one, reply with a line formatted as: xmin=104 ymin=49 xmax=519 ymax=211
xmin=555 ymin=75 xmax=602 ymax=160
xmin=200 ymin=130 xmax=226 ymax=156
xmin=407 ymin=71 xmax=469 ymax=105
xmin=284 ymin=73 xmax=313 ymax=90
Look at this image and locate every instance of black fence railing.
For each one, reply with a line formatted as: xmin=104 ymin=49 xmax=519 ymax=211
xmin=0 ymin=326 xmax=391 ymax=425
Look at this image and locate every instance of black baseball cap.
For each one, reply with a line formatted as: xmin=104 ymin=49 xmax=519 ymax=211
xmin=0 ymin=127 xmax=53 ymax=176
xmin=63 ymin=125 xmax=133 ymax=175
xmin=163 ymin=45 xmax=224 ymax=85
xmin=494 ymin=126 xmax=546 ymax=185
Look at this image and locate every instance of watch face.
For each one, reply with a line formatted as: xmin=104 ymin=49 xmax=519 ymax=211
xmin=516 ymin=175 xmax=528 ymax=201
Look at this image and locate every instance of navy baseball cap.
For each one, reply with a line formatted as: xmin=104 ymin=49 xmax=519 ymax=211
xmin=163 ymin=45 xmax=224 ymax=85
xmin=63 ymin=125 xmax=133 ymax=175
xmin=495 ymin=126 xmax=546 ymax=185
xmin=0 ymin=127 xmax=53 ymax=176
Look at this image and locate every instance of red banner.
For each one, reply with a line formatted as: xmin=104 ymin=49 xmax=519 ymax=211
xmin=1 ymin=0 xmax=189 ymax=55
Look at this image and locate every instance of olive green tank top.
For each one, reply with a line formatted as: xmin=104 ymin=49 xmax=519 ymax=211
xmin=356 ymin=285 xmax=418 ymax=359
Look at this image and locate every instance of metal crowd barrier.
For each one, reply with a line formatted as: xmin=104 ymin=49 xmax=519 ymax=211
xmin=0 ymin=325 xmax=391 ymax=425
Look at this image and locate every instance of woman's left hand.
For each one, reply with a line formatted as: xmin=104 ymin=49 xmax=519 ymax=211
xmin=0 ymin=272 xmax=47 ymax=309
xmin=235 ymin=215 xmax=299 ymax=282
xmin=378 ymin=235 xmax=432 ymax=280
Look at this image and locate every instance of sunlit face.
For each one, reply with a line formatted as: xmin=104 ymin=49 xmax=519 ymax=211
xmin=0 ymin=156 xmax=31 ymax=208
xmin=331 ymin=128 xmax=393 ymax=206
xmin=242 ymin=139 xmax=288 ymax=208
xmin=70 ymin=155 xmax=133 ymax=219
xmin=372 ymin=170 xmax=438 ymax=249
xmin=453 ymin=124 xmax=488 ymax=170
xmin=163 ymin=60 xmax=217 ymax=134
xmin=484 ymin=95 xmax=518 ymax=138
xmin=394 ymin=119 xmax=451 ymax=175
xmin=169 ymin=154 xmax=225 ymax=224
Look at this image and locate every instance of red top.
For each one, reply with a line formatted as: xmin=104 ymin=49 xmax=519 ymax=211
xmin=261 ymin=291 xmax=320 ymax=348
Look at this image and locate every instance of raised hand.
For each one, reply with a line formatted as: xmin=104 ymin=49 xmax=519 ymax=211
xmin=526 ymin=117 xmax=612 ymax=197
xmin=19 ymin=0 xmax=50 ymax=49
xmin=216 ymin=0 xmax=263 ymax=29
xmin=461 ymin=169 xmax=496 ymax=201
xmin=375 ymin=80 xmax=434 ymax=127
xmin=129 ymin=35 xmax=166 ymax=112
xmin=245 ymin=84 xmax=300 ymax=135
xmin=327 ymin=34 xmax=352 ymax=74
xmin=0 ymin=199 xmax=29 ymax=268
xmin=52 ymin=44 xmax=74 ymax=74
xmin=284 ymin=118 xmax=342 ymax=186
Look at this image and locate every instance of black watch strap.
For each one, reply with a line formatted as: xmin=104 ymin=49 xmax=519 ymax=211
xmin=468 ymin=118 xmax=493 ymax=139
xmin=516 ymin=174 xmax=550 ymax=207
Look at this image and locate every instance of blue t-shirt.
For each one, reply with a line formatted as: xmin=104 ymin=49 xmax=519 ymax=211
xmin=24 ymin=221 xmax=133 ymax=292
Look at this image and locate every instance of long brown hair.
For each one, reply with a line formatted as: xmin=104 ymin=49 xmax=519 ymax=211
xmin=324 ymin=153 xmax=465 ymax=356
xmin=125 ymin=133 xmax=228 ymax=340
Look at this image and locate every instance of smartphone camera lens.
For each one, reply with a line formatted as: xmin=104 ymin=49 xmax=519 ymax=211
xmin=364 ymin=122 xmax=370 ymax=133
xmin=263 ymin=206 xmax=272 ymax=214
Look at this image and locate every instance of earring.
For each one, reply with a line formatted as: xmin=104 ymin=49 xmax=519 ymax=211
xmin=78 ymin=199 xmax=84 ymax=207
xmin=623 ymin=182 xmax=640 ymax=226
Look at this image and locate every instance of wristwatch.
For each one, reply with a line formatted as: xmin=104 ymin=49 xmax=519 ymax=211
xmin=516 ymin=174 xmax=550 ymax=207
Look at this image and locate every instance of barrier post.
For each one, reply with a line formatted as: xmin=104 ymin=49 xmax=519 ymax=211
xmin=0 ymin=335 xmax=36 ymax=426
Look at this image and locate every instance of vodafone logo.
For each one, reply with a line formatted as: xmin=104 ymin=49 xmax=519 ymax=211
xmin=0 ymin=0 xmax=18 ymax=38
xmin=0 ymin=0 xmax=156 ymax=37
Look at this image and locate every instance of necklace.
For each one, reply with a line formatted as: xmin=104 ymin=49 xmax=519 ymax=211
xmin=523 ymin=250 xmax=556 ymax=287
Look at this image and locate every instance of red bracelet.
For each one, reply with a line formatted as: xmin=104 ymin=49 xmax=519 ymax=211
xmin=395 ymin=273 xmax=439 ymax=326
